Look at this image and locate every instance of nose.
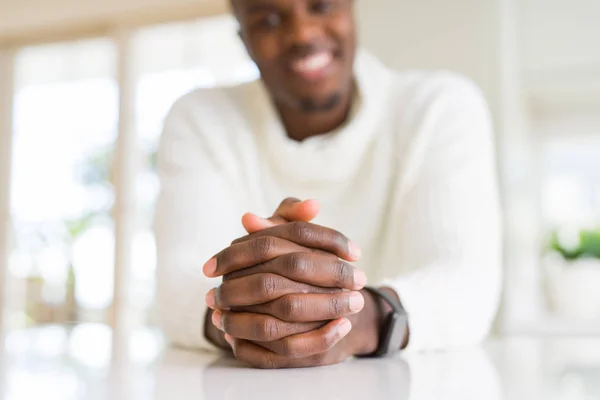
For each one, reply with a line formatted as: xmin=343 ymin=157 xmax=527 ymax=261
xmin=284 ymin=11 xmax=322 ymax=48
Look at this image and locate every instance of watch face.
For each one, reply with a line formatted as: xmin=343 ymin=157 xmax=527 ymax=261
xmin=388 ymin=314 xmax=408 ymax=354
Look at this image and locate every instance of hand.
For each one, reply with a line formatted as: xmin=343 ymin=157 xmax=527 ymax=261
xmin=221 ymin=288 xmax=384 ymax=369
xmin=218 ymin=285 xmax=405 ymax=369
xmin=204 ymin=222 xmax=367 ymax=314
xmin=204 ymin=221 xmax=362 ymax=278
xmin=202 ymin=218 xmax=367 ymax=352
xmin=203 ymin=199 xmax=388 ymax=368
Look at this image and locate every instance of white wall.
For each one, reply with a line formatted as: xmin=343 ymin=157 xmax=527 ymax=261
xmin=519 ymin=0 xmax=600 ymax=109
xmin=357 ymin=0 xmax=498 ymax=95
xmin=521 ymin=0 xmax=600 ymax=74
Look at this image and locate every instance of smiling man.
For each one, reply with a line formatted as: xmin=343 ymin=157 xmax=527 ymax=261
xmin=154 ymin=0 xmax=502 ymax=368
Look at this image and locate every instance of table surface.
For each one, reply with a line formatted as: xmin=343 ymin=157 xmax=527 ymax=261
xmin=1 ymin=324 xmax=599 ymax=400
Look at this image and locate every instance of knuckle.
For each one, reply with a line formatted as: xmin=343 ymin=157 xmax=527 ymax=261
xmin=285 ymin=253 xmax=309 ymax=277
xmin=257 ymin=318 xmax=279 ymax=341
xmin=328 ymin=296 xmax=345 ymax=318
xmin=258 ymin=274 xmax=279 ymax=299
xmin=259 ymin=353 xmax=279 ymax=370
xmin=265 ymin=318 xmax=280 ymax=341
xmin=279 ymin=338 xmax=300 ymax=358
xmin=252 ymin=236 xmax=277 ymax=258
xmin=279 ymin=295 xmax=304 ymax=320
xmin=289 ymin=221 xmax=313 ymax=241
xmin=333 ymin=260 xmax=353 ymax=287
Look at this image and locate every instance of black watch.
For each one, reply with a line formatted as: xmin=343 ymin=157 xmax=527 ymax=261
xmin=358 ymin=287 xmax=409 ymax=358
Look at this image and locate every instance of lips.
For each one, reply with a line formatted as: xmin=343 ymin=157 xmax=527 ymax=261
xmin=289 ymin=51 xmax=335 ymax=81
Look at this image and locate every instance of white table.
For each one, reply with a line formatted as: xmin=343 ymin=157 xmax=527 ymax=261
xmin=1 ymin=325 xmax=599 ymax=400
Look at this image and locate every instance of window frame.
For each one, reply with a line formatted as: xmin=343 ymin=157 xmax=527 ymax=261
xmin=0 ymin=46 xmax=16 ymax=333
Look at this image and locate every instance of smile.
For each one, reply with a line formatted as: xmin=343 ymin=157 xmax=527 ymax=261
xmin=290 ymin=51 xmax=334 ymax=81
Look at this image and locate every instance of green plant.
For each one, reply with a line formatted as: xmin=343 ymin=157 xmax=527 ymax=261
xmin=75 ymin=145 xmax=114 ymax=188
xmin=549 ymin=228 xmax=600 ymax=261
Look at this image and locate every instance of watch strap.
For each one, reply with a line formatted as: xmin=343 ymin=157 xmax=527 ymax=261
xmin=358 ymin=286 xmax=407 ymax=358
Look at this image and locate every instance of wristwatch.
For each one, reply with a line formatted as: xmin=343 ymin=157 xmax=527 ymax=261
xmin=359 ymin=286 xmax=409 ymax=358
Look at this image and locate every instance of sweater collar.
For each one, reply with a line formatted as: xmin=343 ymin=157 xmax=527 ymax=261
xmin=255 ymin=49 xmax=394 ymax=185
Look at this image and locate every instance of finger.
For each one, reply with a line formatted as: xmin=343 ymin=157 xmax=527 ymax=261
xmin=255 ymin=318 xmax=352 ymax=359
xmin=211 ymin=310 xmax=325 ymax=341
xmin=241 ymin=213 xmax=285 ymax=234
xmin=203 ymin=236 xmax=306 ymax=278
xmin=232 ymin=221 xmax=361 ymax=262
xmin=273 ymin=198 xmax=320 ymax=223
xmin=228 ymin=319 xmax=351 ymax=368
xmin=211 ymin=273 xmax=340 ymax=309
xmin=228 ymin=337 xmax=295 ymax=369
xmin=242 ymin=199 xmax=321 ymax=234
xmin=223 ymin=252 xmax=367 ymax=290
xmin=232 ymin=291 xmax=365 ymax=322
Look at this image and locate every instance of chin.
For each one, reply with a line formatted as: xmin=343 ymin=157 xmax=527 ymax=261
xmin=298 ymin=92 xmax=343 ymax=113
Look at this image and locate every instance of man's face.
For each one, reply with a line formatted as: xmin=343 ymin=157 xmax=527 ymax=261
xmin=233 ymin=0 xmax=356 ymax=113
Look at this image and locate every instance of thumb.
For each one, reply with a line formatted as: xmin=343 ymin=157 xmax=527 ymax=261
xmin=242 ymin=198 xmax=321 ymax=234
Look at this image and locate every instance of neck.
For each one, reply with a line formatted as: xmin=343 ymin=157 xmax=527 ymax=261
xmin=276 ymin=87 xmax=355 ymax=142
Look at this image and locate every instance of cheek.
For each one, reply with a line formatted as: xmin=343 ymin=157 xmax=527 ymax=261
xmin=246 ymin=34 xmax=281 ymax=67
xmin=330 ymin=15 xmax=356 ymax=48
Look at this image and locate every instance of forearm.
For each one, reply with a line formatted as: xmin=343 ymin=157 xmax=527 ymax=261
xmin=381 ymin=259 xmax=501 ymax=351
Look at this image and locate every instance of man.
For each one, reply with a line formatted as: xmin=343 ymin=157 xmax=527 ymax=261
xmin=154 ymin=0 xmax=502 ymax=369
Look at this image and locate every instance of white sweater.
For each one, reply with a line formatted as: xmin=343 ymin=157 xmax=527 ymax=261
xmin=154 ymin=50 xmax=502 ymax=353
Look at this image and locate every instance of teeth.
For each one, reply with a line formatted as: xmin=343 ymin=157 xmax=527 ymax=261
xmin=292 ymin=52 xmax=332 ymax=74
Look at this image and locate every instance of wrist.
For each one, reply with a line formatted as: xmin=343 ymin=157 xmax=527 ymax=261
xmin=347 ymin=289 xmax=382 ymax=356
xmin=349 ymin=287 xmax=410 ymax=356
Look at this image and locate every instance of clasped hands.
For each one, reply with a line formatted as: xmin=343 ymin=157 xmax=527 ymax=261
xmin=203 ymin=198 xmax=379 ymax=369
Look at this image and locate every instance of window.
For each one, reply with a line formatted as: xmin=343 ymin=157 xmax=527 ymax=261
xmin=542 ymin=137 xmax=600 ymax=229
xmin=536 ymin=110 xmax=600 ymax=324
xmin=4 ymin=15 xmax=259 ymax=331
xmin=9 ymin=39 xmax=118 ymax=328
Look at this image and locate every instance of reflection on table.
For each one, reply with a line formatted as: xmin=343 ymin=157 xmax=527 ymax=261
xmin=1 ymin=324 xmax=599 ymax=400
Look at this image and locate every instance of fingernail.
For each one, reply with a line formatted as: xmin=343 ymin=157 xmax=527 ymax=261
xmin=349 ymin=292 xmax=365 ymax=313
xmin=205 ymin=289 xmax=216 ymax=309
xmin=303 ymin=199 xmax=321 ymax=213
xmin=203 ymin=258 xmax=217 ymax=277
xmin=224 ymin=334 xmax=234 ymax=345
xmin=348 ymin=242 xmax=362 ymax=261
xmin=353 ymin=269 xmax=367 ymax=289
xmin=211 ymin=310 xmax=222 ymax=330
xmin=337 ymin=319 xmax=352 ymax=337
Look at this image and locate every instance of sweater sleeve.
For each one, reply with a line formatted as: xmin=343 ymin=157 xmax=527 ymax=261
xmin=153 ymin=95 xmax=244 ymax=351
xmin=379 ymin=76 xmax=503 ymax=352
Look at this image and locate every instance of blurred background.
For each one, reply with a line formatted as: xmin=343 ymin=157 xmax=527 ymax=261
xmin=0 ymin=0 xmax=600 ymax=347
